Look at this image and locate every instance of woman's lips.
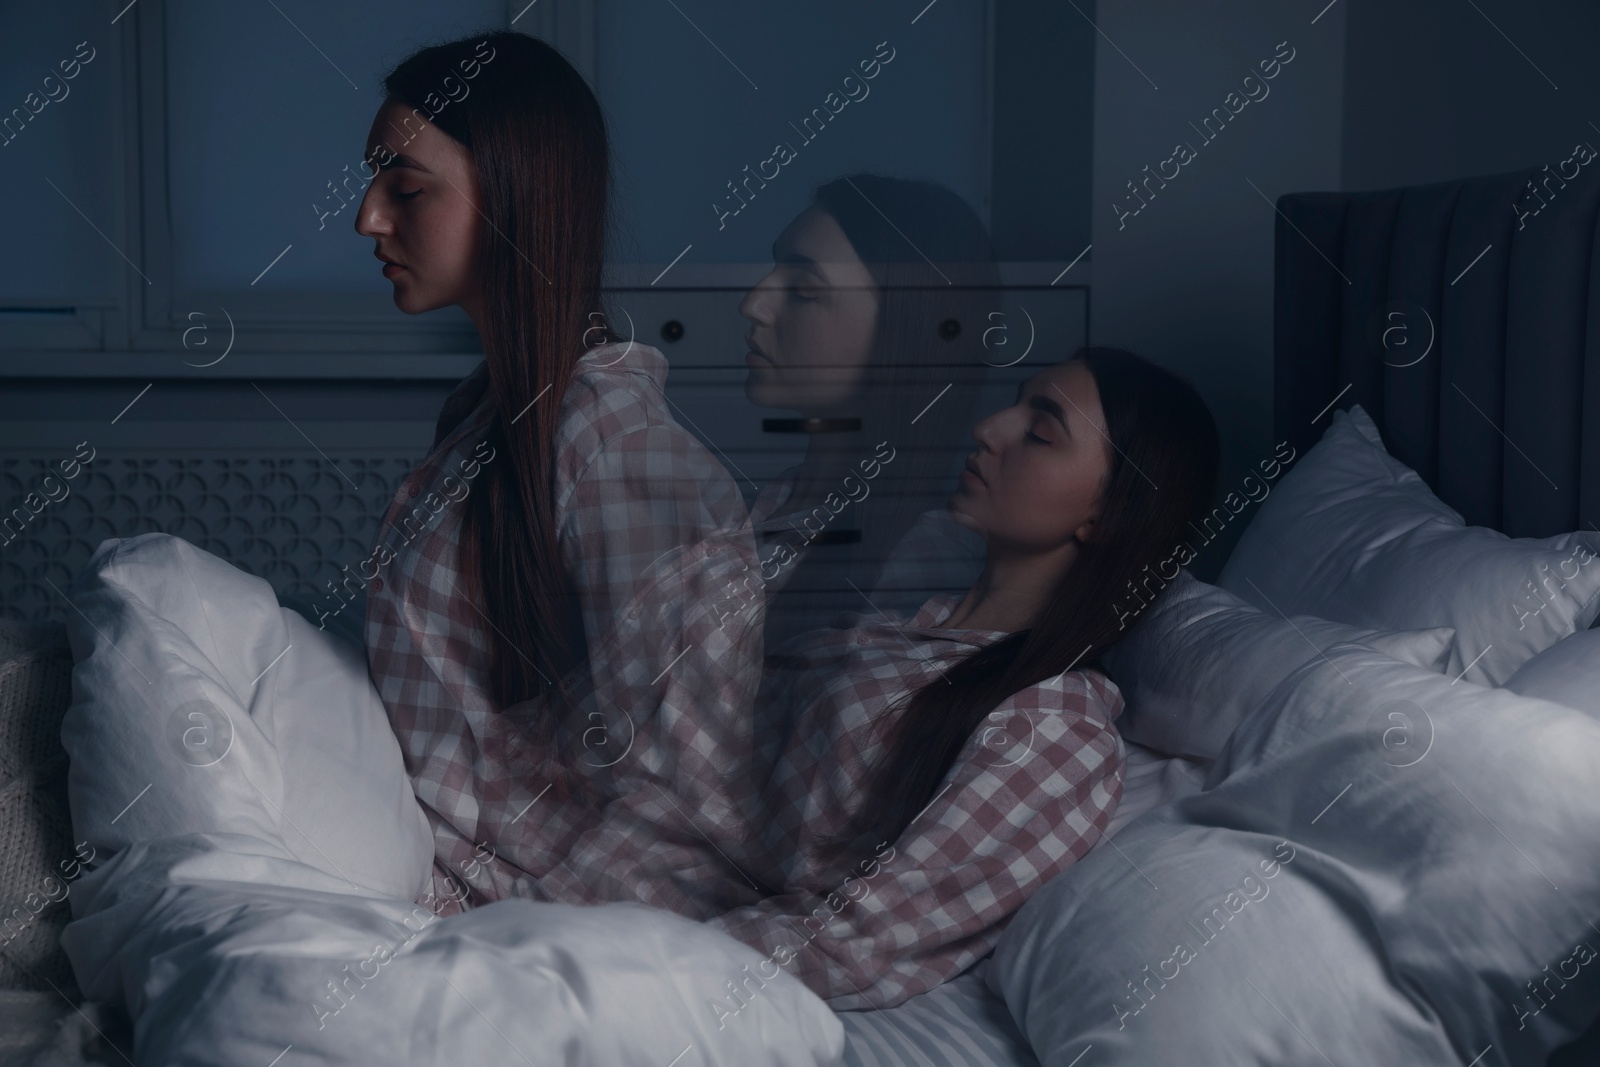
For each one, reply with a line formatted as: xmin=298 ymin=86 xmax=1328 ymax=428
xmin=744 ymin=350 xmax=770 ymax=366
xmin=382 ymin=263 xmax=405 ymax=278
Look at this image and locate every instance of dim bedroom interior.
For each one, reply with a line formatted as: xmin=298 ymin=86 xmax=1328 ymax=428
xmin=1 ymin=160 xmax=1599 ymax=1066
xmin=7 ymin=0 xmax=1600 ymax=1061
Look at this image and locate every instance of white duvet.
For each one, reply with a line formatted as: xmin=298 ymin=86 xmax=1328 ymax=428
xmin=58 ymin=533 xmax=844 ymax=1066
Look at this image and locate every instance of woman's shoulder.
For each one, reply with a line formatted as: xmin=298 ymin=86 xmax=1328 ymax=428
xmin=965 ymin=668 xmax=1125 ymax=784
xmin=560 ymin=340 xmax=719 ymax=448
xmin=564 ymin=340 xmax=670 ymax=416
xmin=1009 ymin=665 xmax=1125 ymax=728
xmin=554 ymin=341 xmax=733 ymax=496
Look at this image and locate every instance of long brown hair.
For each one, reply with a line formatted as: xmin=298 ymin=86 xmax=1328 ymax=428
xmin=383 ymin=33 xmax=616 ymax=775
xmin=807 ymin=346 xmax=1220 ymax=881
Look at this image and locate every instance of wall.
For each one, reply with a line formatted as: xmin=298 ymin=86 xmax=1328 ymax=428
xmin=1087 ymin=0 xmax=1348 ymax=578
xmin=595 ymin=0 xmax=989 ymax=267
xmin=1341 ymin=0 xmax=1600 ymax=191
xmin=990 ymin=0 xmax=1096 ymax=263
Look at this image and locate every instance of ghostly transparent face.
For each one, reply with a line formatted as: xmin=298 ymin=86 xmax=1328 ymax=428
xmin=949 ymin=360 xmax=1112 ymax=554
xmin=355 ymin=98 xmax=484 ymax=317
xmin=738 ymin=207 xmax=879 ymax=415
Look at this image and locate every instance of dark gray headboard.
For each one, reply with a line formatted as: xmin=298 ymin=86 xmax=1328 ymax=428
xmin=1273 ymin=162 xmax=1600 ymax=539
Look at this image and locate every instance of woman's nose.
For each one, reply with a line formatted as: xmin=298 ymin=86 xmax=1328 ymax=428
xmin=354 ymin=185 xmax=387 ymax=236
xmin=737 ymin=271 xmax=779 ymax=324
xmin=971 ymin=411 xmax=1003 ymax=452
xmin=974 ymin=399 xmax=1033 ymax=453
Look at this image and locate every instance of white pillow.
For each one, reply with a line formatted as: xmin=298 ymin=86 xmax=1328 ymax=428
xmin=991 ymin=642 xmax=1600 ymax=1064
xmin=61 ymin=532 xmax=433 ymax=901
xmin=1502 ymin=625 xmax=1600 ymax=717
xmin=1101 ymin=568 xmax=1454 ymax=761
xmin=1216 ymin=404 xmax=1600 ymax=686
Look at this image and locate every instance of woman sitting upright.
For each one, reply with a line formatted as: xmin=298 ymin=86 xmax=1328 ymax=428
xmin=355 ymin=32 xmax=766 ymax=918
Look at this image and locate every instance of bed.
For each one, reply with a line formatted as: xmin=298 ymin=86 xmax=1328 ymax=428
xmin=970 ymin=161 xmax=1600 ymax=1066
xmin=0 ymin=618 xmax=1205 ymax=1067
xmin=6 ymin=160 xmax=1600 ymax=1064
xmin=1253 ymin=162 xmax=1600 ymax=1065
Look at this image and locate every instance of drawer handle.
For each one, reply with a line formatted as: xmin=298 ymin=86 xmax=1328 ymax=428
xmin=760 ymin=528 xmax=862 ymax=546
xmin=761 ymin=417 xmax=862 ymax=434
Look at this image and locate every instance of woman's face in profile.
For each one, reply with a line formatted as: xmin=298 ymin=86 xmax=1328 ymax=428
xmin=739 ymin=207 xmax=879 ymax=415
xmin=951 ymin=360 xmax=1111 ymax=553
xmin=355 ymin=98 xmax=483 ymax=317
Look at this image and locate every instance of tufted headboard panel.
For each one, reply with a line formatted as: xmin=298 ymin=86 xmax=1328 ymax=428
xmin=1273 ymin=160 xmax=1600 ymax=539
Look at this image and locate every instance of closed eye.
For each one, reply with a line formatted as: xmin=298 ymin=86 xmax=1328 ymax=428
xmin=1026 ymin=430 xmax=1050 ymax=444
xmin=396 ymin=189 xmax=422 ymax=201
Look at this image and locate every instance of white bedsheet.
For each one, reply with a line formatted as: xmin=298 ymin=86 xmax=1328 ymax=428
xmin=62 ymin=834 xmax=841 ymax=1066
xmin=57 ymin=534 xmax=845 ymax=1067
xmin=1103 ymin=740 xmax=1208 ymax=840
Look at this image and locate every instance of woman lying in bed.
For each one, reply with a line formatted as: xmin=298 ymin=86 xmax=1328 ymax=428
xmin=703 ymin=347 xmax=1222 ymax=1009
xmin=421 ymin=344 xmax=1221 ymax=1009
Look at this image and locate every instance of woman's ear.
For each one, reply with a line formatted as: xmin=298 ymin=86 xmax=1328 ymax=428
xmin=1073 ymin=510 xmax=1100 ymax=545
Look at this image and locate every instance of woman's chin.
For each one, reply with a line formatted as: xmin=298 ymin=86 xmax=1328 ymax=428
xmin=388 ymin=286 xmax=421 ymax=313
xmin=946 ymin=502 xmax=987 ymax=537
xmin=390 ymin=287 xmax=448 ymax=316
xmin=743 ymin=376 xmax=783 ymax=408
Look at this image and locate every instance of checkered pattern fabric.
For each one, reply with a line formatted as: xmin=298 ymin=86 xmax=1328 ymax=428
xmin=365 ymin=341 xmax=769 ymax=918
xmin=367 ymin=342 xmax=1124 ymax=1011
xmin=706 ymin=591 xmax=1126 ymax=1010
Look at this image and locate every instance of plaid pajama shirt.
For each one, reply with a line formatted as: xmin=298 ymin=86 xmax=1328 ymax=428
xmin=706 ymin=592 xmax=1126 ymax=1010
xmin=366 ymin=341 xmax=1125 ymax=1010
xmin=365 ymin=340 xmax=770 ymax=919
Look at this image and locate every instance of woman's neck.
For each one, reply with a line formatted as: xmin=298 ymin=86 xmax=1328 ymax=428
xmin=940 ymin=540 xmax=1080 ymax=633
xmin=783 ymin=427 xmax=871 ymax=514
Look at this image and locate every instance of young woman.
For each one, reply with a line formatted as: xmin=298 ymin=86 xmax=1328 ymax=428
xmin=704 ymin=347 xmax=1222 ymax=1009
xmin=740 ymin=175 xmax=1000 ymax=650
xmin=354 ymin=32 xmax=767 ymax=917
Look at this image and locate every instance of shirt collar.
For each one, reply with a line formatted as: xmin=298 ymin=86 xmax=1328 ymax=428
xmin=893 ymin=592 xmax=1013 ymax=647
xmin=578 ymin=339 xmax=668 ymax=386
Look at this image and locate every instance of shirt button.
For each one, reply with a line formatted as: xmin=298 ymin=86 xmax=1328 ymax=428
xmin=372 ymin=579 xmax=384 ymax=592
xmin=407 ymin=481 xmax=420 ymax=499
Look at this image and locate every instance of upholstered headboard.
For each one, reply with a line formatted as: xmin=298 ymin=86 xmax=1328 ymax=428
xmin=1273 ymin=162 xmax=1600 ymax=539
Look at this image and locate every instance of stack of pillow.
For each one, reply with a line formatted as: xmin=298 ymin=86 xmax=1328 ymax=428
xmin=1101 ymin=403 xmax=1600 ymax=765
xmin=991 ymin=404 xmax=1600 ymax=1066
